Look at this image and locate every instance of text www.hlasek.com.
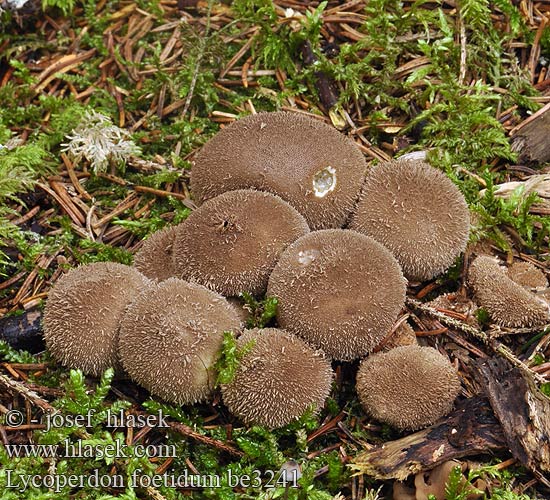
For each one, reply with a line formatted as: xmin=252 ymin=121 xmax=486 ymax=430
xmin=5 ymin=439 xmax=176 ymax=459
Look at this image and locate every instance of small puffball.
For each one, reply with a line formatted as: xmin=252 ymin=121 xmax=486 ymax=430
xmin=43 ymin=262 xmax=151 ymax=376
xmin=469 ymin=256 xmax=549 ymax=328
xmin=356 ymin=345 xmax=461 ymax=430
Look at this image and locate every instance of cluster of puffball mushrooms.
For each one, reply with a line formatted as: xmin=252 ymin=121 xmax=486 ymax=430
xmin=43 ymin=111 xmax=550 ymax=431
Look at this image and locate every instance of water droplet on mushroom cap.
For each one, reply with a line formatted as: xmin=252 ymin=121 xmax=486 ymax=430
xmin=191 ymin=112 xmax=367 ymax=229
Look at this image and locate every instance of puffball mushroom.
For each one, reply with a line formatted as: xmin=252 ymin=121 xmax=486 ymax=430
xmin=468 ymin=256 xmax=549 ymax=328
xmin=349 ymin=160 xmax=470 ymax=281
xmin=507 ymin=261 xmax=548 ymax=290
xmin=190 ymin=111 xmax=368 ymax=230
xmin=173 ymin=189 xmax=309 ymax=296
xmin=356 ymin=345 xmax=461 ymax=431
xmin=221 ymin=328 xmax=333 ymax=429
xmin=378 ymin=322 xmax=417 ymax=352
xmin=43 ymin=262 xmax=151 ymax=377
xmin=134 ymin=225 xmax=178 ymax=281
xmin=118 ymin=278 xmax=241 ymax=404
xmin=267 ymin=229 xmax=407 ymax=360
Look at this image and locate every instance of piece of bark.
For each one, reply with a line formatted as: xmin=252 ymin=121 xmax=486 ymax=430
xmin=510 ymin=102 xmax=550 ymax=164
xmin=0 ymin=309 xmax=44 ymax=352
xmin=351 ymin=397 xmax=506 ymax=480
xmin=299 ymin=40 xmax=339 ymax=111
xmin=476 ymin=356 xmax=550 ymax=487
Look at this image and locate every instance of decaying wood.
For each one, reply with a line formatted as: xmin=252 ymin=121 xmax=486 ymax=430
xmin=0 ymin=309 xmax=44 ymax=351
xmin=299 ymin=40 xmax=339 ymax=111
xmin=479 ymin=174 xmax=550 ymax=215
xmin=476 ymin=356 xmax=550 ymax=487
xmin=510 ymin=101 xmax=550 ymax=164
xmin=350 ymin=397 xmax=506 ymax=480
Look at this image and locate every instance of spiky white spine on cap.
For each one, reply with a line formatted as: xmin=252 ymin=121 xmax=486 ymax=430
xmin=43 ymin=262 xmax=151 ymax=377
xmin=267 ymin=229 xmax=407 ymax=361
xmin=468 ymin=255 xmax=550 ymax=328
xmin=134 ymin=225 xmax=178 ymax=282
xmin=173 ymin=189 xmax=309 ymax=297
xmin=356 ymin=345 xmax=461 ymax=431
xmin=349 ymin=160 xmax=470 ymax=281
xmin=190 ymin=112 xmax=368 ymax=230
xmin=221 ymin=328 xmax=333 ymax=429
xmin=118 ymin=278 xmax=241 ymax=405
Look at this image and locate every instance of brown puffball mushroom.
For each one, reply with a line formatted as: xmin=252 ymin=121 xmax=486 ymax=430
xmin=134 ymin=225 xmax=178 ymax=281
xmin=507 ymin=261 xmax=548 ymax=290
xmin=227 ymin=297 xmax=251 ymax=327
xmin=190 ymin=112 xmax=368 ymax=230
xmin=356 ymin=345 xmax=461 ymax=431
xmin=173 ymin=189 xmax=309 ymax=296
xmin=378 ymin=322 xmax=417 ymax=352
xmin=349 ymin=160 xmax=470 ymax=281
xmin=118 ymin=278 xmax=241 ymax=404
xmin=221 ymin=328 xmax=333 ymax=428
xmin=267 ymin=229 xmax=407 ymax=360
xmin=468 ymin=256 xmax=550 ymax=328
xmin=43 ymin=262 xmax=151 ymax=377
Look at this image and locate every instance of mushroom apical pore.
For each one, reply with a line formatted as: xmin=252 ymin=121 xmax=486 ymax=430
xmin=190 ymin=112 xmax=368 ymax=229
xmin=134 ymin=225 xmax=178 ymax=281
xmin=356 ymin=345 xmax=461 ymax=431
xmin=468 ymin=255 xmax=549 ymax=328
xmin=221 ymin=328 xmax=333 ymax=429
xmin=43 ymin=262 xmax=151 ymax=377
xmin=349 ymin=160 xmax=470 ymax=281
xmin=173 ymin=189 xmax=309 ymax=296
xmin=267 ymin=229 xmax=407 ymax=360
xmin=118 ymin=278 xmax=241 ymax=404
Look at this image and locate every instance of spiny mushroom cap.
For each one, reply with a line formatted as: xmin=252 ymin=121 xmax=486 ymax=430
xmin=221 ymin=328 xmax=333 ymax=428
xmin=134 ymin=225 xmax=178 ymax=282
xmin=349 ymin=160 xmax=470 ymax=281
xmin=507 ymin=261 xmax=549 ymax=289
xmin=43 ymin=262 xmax=151 ymax=377
xmin=118 ymin=278 xmax=241 ymax=404
xmin=173 ymin=189 xmax=309 ymax=296
xmin=227 ymin=297 xmax=251 ymax=327
xmin=190 ymin=112 xmax=368 ymax=230
xmin=267 ymin=229 xmax=407 ymax=360
xmin=356 ymin=345 xmax=461 ymax=431
xmin=377 ymin=322 xmax=417 ymax=352
xmin=468 ymin=256 xmax=549 ymax=328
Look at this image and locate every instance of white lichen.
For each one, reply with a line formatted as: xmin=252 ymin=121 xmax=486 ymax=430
xmin=61 ymin=111 xmax=140 ymax=173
